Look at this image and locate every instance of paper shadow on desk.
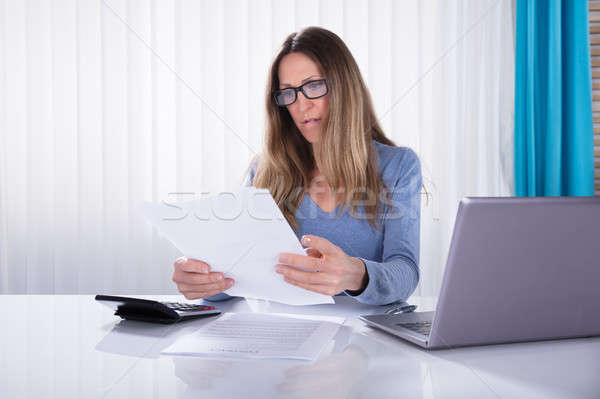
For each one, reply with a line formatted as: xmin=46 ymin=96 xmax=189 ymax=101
xmin=171 ymin=343 xmax=370 ymax=398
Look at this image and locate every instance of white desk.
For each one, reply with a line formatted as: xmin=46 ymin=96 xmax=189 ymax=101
xmin=0 ymin=295 xmax=598 ymax=398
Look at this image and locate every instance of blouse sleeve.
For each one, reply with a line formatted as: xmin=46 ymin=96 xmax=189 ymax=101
xmin=345 ymin=148 xmax=422 ymax=305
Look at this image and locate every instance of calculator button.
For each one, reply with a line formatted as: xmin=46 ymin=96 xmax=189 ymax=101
xmin=162 ymin=302 xmax=217 ymax=311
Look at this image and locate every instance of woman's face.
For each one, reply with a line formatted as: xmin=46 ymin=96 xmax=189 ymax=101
xmin=278 ymin=52 xmax=330 ymax=144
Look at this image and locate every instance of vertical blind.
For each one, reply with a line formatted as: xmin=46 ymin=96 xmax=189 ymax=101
xmin=0 ymin=0 xmax=515 ymax=296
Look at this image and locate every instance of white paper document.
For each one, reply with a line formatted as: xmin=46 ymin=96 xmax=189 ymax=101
xmin=137 ymin=187 xmax=334 ymax=305
xmin=161 ymin=313 xmax=343 ymax=361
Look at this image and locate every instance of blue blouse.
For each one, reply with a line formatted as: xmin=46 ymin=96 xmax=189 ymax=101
xmin=207 ymin=140 xmax=422 ymax=305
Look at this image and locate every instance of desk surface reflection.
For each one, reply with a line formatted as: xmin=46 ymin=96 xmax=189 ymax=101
xmin=0 ymin=295 xmax=598 ymax=399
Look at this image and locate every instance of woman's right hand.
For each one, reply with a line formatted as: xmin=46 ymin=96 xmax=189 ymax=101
xmin=172 ymin=257 xmax=235 ymax=299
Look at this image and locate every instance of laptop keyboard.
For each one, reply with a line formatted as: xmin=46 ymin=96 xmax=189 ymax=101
xmin=397 ymin=321 xmax=432 ymax=336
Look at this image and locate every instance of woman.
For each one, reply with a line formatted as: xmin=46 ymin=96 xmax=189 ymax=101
xmin=172 ymin=27 xmax=422 ymax=305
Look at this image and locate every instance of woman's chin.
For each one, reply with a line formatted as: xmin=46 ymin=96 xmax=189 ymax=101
xmin=300 ymin=130 xmax=322 ymax=144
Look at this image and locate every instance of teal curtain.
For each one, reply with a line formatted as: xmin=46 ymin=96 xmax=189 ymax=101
xmin=514 ymin=0 xmax=594 ymax=196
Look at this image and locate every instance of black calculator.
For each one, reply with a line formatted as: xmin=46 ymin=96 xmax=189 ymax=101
xmin=95 ymin=295 xmax=221 ymax=324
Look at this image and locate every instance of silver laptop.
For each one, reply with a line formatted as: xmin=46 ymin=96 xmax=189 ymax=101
xmin=360 ymin=197 xmax=600 ymax=349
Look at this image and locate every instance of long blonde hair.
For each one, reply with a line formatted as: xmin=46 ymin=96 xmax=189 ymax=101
xmin=252 ymin=27 xmax=395 ymax=231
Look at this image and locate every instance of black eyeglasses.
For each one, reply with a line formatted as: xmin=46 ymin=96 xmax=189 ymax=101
xmin=273 ymin=79 xmax=328 ymax=107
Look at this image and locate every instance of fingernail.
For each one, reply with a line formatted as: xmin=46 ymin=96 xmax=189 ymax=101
xmin=201 ymin=268 xmax=209 ymax=274
xmin=278 ymin=254 xmax=288 ymax=263
xmin=227 ymin=280 xmax=234 ymax=287
xmin=216 ymin=275 xmax=223 ymax=281
xmin=302 ymin=236 xmax=311 ymax=245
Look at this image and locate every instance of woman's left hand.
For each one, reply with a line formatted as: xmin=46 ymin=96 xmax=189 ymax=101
xmin=276 ymin=235 xmax=368 ymax=296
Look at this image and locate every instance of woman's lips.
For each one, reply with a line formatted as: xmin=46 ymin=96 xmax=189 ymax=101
xmin=302 ymin=118 xmax=321 ymax=127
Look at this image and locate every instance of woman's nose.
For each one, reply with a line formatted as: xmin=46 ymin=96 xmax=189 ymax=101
xmin=296 ymin=91 xmax=312 ymax=112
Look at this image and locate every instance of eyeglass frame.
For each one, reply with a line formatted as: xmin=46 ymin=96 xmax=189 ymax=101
xmin=272 ymin=78 xmax=329 ymax=107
